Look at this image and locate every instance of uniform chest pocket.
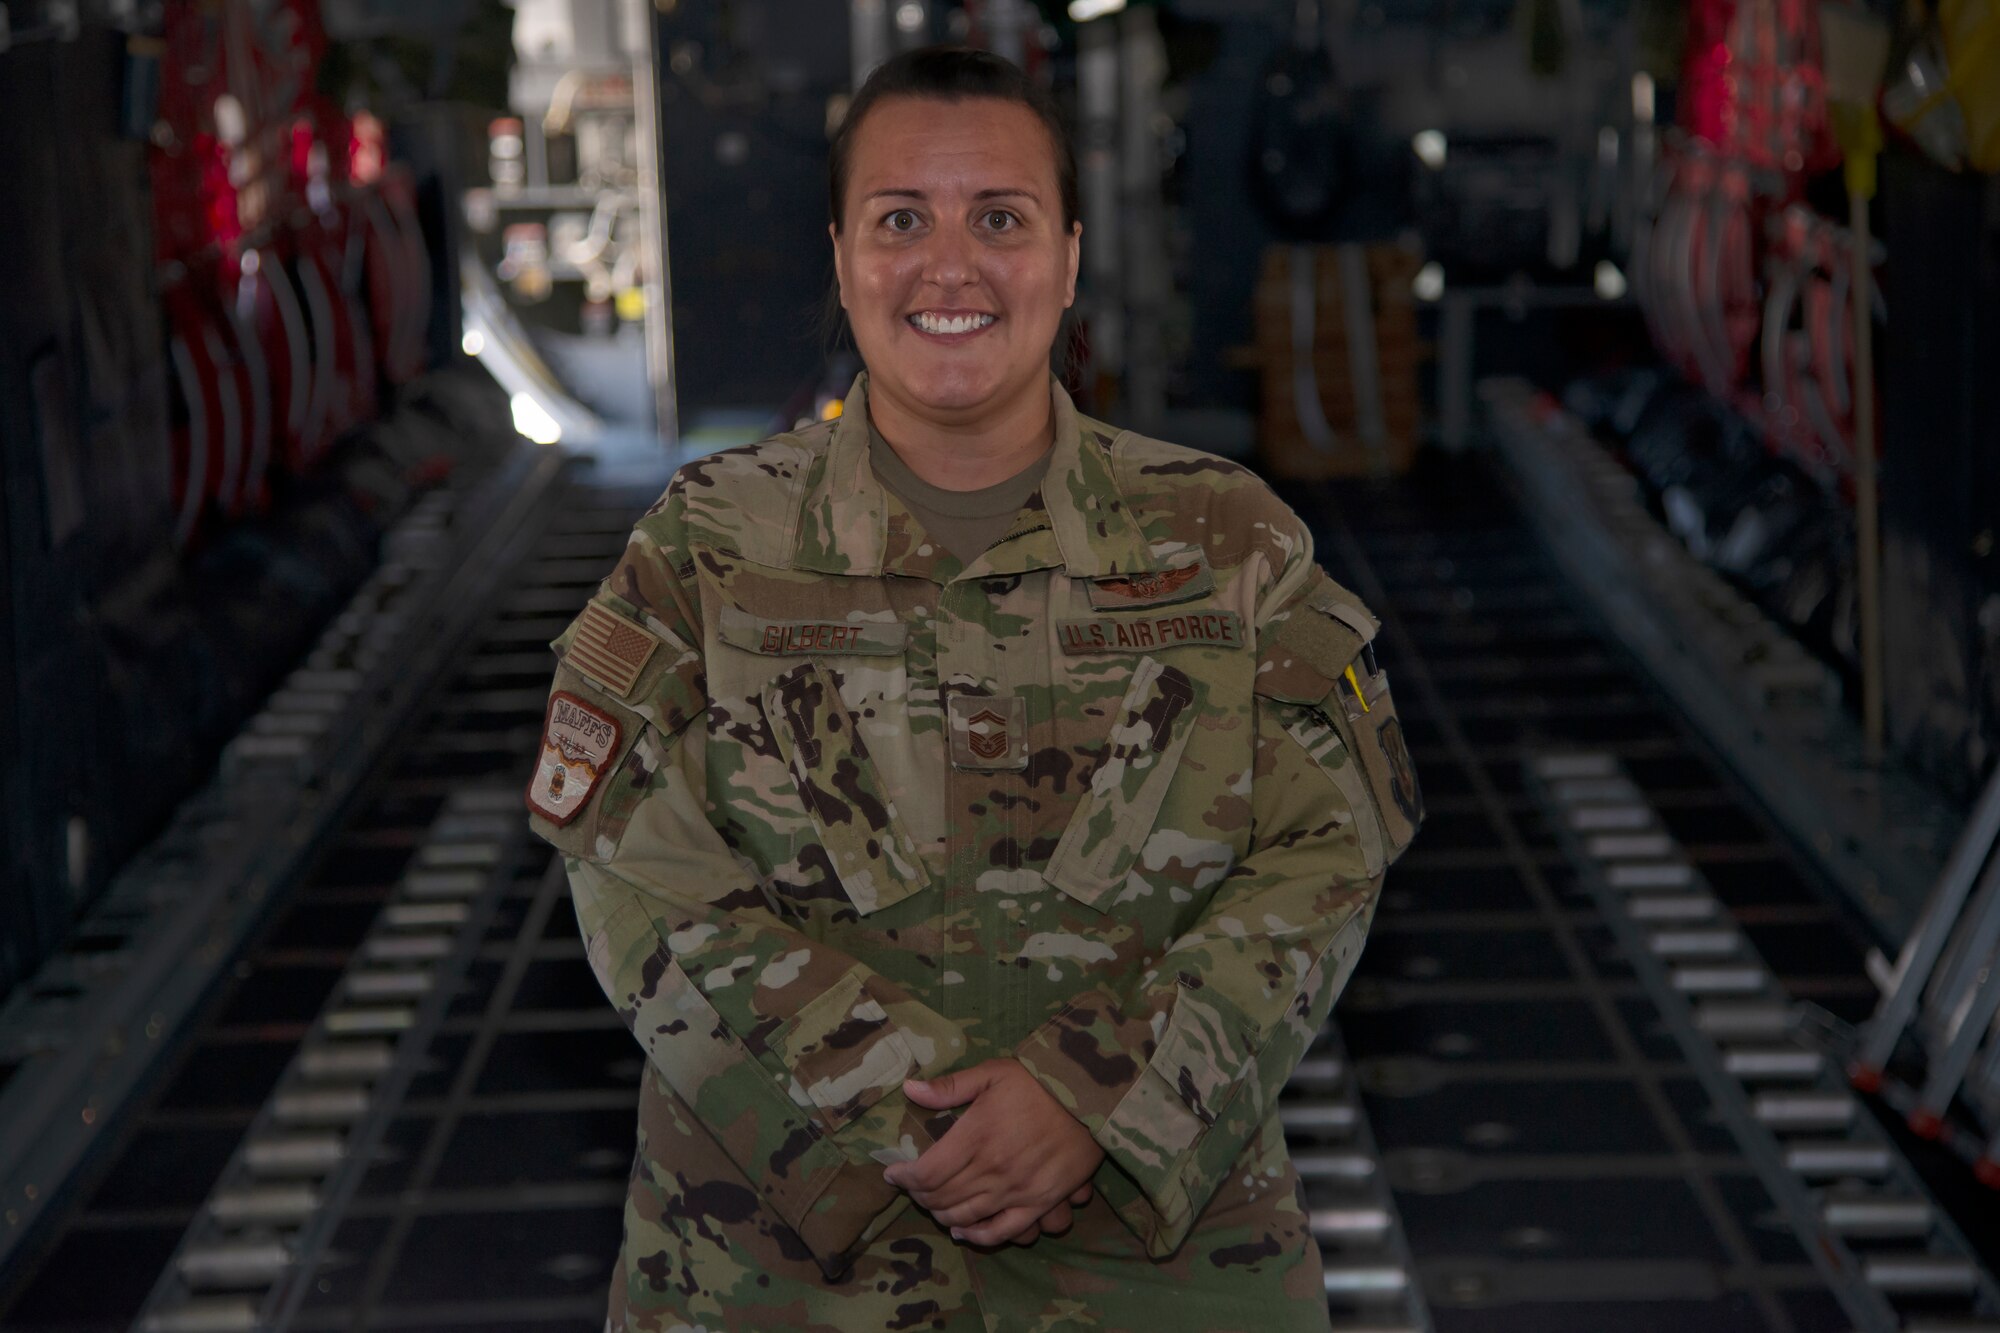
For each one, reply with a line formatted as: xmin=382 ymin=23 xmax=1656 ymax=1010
xmin=1044 ymin=655 xmax=1208 ymax=912
xmin=761 ymin=660 xmax=935 ymax=916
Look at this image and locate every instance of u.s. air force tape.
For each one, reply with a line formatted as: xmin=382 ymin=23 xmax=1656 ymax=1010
xmin=1057 ymin=611 xmax=1245 ymax=653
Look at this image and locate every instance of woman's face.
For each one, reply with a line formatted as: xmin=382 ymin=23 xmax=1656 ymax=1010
xmin=832 ymin=96 xmax=1080 ymax=427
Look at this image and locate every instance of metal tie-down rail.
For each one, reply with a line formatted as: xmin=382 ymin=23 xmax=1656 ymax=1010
xmin=1530 ymin=751 xmax=2000 ymax=1333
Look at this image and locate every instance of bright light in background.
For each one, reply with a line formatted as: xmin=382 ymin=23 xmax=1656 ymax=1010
xmin=1068 ymin=0 xmax=1126 ymax=20
xmin=510 ymin=391 xmax=563 ymax=445
xmin=1632 ymin=72 xmax=1656 ymax=122
xmin=1413 ymin=262 xmax=1446 ymax=302
xmin=1412 ymin=129 xmax=1448 ymax=170
xmin=1594 ymin=260 xmax=1628 ymax=300
xmin=461 ymin=328 xmax=486 ymax=357
xmin=894 ymin=1 xmax=926 ymax=31
xmin=214 ymin=94 xmax=246 ymax=146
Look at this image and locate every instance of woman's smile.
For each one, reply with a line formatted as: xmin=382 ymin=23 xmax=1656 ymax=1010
xmin=907 ymin=309 xmax=999 ymax=340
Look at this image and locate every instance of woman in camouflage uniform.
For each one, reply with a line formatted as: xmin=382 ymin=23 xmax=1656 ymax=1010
xmin=527 ymin=45 xmax=1420 ymax=1333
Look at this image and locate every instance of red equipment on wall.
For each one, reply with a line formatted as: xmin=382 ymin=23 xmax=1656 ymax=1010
xmin=1638 ymin=0 xmax=1881 ymax=490
xmin=146 ymin=0 xmax=432 ymax=550
xmin=352 ymin=110 xmax=434 ymax=389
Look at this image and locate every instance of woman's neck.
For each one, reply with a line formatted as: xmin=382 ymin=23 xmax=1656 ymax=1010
xmin=865 ymin=376 xmax=1056 ymax=492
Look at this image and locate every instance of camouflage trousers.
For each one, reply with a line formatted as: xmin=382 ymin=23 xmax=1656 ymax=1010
xmin=605 ymin=1073 xmax=1336 ymax=1333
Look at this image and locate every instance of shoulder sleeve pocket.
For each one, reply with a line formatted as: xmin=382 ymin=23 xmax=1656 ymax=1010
xmin=1334 ymin=673 xmax=1423 ymax=863
xmin=1254 ymin=573 xmax=1422 ymax=871
xmin=528 ymin=596 xmax=711 ymax=863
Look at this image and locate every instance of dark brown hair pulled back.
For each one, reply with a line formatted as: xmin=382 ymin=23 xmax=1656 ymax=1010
xmin=827 ymin=46 xmax=1078 ymax=234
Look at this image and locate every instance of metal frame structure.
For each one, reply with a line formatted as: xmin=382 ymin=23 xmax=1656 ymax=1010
xmin=627 ymin=0 xmax=679 ymax=447
xmin=1481 ymin=376 xmax=1951 ymax=942
xmin=1854 ymin=770 xmax=2000 ymax=1176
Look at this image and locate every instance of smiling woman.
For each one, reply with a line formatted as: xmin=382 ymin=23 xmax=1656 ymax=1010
xmin=828 ymin=59 xmax=1081 ymax=489
xmin=529 ymin=44 xmax=1422 ymax=1333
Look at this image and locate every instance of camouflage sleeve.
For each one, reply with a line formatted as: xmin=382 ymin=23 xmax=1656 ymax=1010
xmin=1013 ymin=566 xmax=1422 ymax=1259
xmin=527 ymin=535 xmax=971 ymax=1281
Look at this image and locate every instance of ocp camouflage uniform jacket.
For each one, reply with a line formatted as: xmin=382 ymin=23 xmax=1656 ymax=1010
xmin=526 ymin=373 xmax=1421 ymax=1333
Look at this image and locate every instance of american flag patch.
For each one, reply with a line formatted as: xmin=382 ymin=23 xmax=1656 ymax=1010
xmin=569 ymin=601 xmax=661 ymax=698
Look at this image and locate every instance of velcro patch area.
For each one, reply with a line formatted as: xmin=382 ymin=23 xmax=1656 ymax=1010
xmin=1306 ymin=577 xmax=1380 ymax=640
xmin=526 ymin=691 xmax=622 ymax=827
xmin=569 ymin=601 xmax=661 ymax=698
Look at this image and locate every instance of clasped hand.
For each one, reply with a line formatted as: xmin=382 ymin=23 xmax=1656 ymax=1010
xmin=882 ymin=1057 xmax=1105 ymax=1246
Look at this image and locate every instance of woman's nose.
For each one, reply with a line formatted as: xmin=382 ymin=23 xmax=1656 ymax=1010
xmin=921 ymin=224 xmax=978 ymax=291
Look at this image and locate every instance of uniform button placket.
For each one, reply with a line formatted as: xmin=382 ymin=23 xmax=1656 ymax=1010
xmin=945 ymin=578 xmax=1004 ymax=1049
xmin=937 ymin=584 xmax=970 ymax=1034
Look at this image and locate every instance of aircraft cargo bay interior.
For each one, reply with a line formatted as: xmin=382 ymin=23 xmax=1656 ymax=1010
xmin=2 ymin=1 xmax=1999 ymax=1330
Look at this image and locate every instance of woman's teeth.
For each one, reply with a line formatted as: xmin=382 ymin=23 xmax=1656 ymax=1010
xmin=911 ymin=312 xmax=996 ymax=335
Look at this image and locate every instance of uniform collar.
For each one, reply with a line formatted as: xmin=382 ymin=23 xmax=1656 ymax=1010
xmin=789 ymin=371 xmax=1161 ymax=582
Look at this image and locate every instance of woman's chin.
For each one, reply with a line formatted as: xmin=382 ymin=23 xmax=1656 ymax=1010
xmin=884 ymin=369 xmax=1008 ymax=418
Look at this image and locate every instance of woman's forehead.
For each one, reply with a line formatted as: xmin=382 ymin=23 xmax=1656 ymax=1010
xmin=846 ymin=97 xmax=1059 ymax=201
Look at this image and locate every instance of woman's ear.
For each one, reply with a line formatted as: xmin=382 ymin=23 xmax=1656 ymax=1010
xmin=1064 ymin=220 xmax=1081 ymax=307
xmin=829 ymin=222 xmax=848 ymax=310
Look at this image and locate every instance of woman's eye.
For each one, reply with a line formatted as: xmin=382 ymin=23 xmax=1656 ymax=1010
xmin=986 ymin=210 xmax=1015 ymax=230
xmin=887 ymin=210 xmax=918 ymax=231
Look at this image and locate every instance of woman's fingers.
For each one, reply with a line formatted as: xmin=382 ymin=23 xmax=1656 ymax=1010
xmin=883 ymin=1121 xmax=981 ymax=1199
xmin=953 ymin=1204 xmax=1044 ymax=1247
xmin=906 ymin=1171 xmax=998 ymax=1213
xmin=901 ymin=1158 xmax=1007 ymax=1212
xmin=929 ymin=1193 xmax=1001 ymax=1229
xmin=937 ymin=1174 xmax=1094 ymax=1244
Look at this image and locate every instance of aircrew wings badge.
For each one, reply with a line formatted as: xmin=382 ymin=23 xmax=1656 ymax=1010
xmin=526 ymin=691 xmax=622 ymax=827
xmin=1085 ymin=559 xmax=1214 ymax=609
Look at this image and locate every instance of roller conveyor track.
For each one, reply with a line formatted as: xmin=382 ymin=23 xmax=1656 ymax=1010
xmin=1 ymin=451 xmax=1988 ymax=1333
xmin=1290 ymin=1024 xmax=1434 ymax=1333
